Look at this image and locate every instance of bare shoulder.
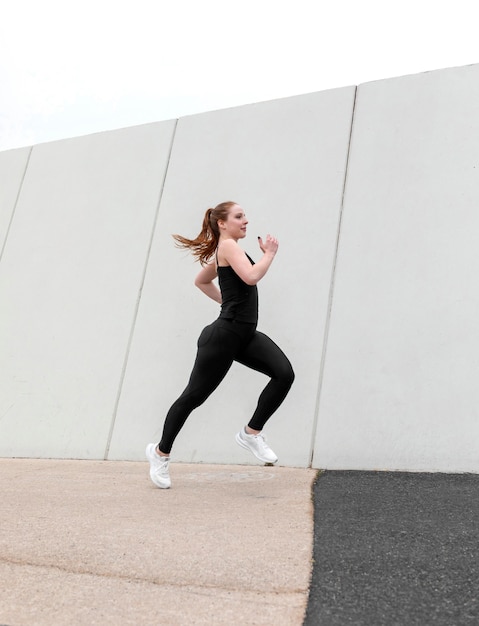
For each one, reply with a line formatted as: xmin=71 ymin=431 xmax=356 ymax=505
xmin=217 ymin=239 xmax=243 ymax=265
xmin=219 ymin=238 xmax=239 ymax=251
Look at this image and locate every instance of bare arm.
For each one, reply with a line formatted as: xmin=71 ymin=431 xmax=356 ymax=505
xmin=218 ymin=235 xmax=278 ymax=285
xmin=194 ymin=261 xmax=222 ymax=303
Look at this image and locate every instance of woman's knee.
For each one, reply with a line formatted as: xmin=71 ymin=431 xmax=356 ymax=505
xmin=277 ymin=359 xmax=295 ymax=389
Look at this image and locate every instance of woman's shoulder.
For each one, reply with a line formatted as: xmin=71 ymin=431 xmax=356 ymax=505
xmin=217 ymin=239 xmax=242 ymax=265
xmin=218 ymin=238 xmax=239 ymax=251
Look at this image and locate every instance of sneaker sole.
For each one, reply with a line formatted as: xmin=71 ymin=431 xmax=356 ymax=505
xmin=149 ymin=473 xmax=171 ymax=489
xmin=235 ymin=433 xmax=278 ymax=464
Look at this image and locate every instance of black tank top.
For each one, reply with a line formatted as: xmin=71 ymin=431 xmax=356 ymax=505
xmin=217 ymin=252 xmax=258 ymax=323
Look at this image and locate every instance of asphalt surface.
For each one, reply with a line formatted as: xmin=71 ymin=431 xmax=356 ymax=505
xmin=304 ymin=471 xmax=479 ymax=625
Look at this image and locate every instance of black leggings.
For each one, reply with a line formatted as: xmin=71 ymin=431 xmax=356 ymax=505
xmin=158 ymin=318 xmax=295 ymax=453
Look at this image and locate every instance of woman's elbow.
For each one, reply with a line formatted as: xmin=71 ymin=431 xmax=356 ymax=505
xmin=243 ymin=272 xmax=261 ymax=286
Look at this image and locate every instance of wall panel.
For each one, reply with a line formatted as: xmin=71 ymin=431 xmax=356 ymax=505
xmin=314 ymin=65 xmax=479 ymax=472
xmin=109 ymin=88 xmax=356 ymax=465
xmin=0 ymin=122 xmax=175 ymax=458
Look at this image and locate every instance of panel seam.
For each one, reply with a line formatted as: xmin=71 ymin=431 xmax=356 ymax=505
xmin=309 ymin=88 xmax=358 ymax=467
xmin=104 ymin=120 xmax=179 ymax=459
xmin=0 ymin=146 xmax=33 ymax=265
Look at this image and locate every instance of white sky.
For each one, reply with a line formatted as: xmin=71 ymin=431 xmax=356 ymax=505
xmin=1 ymin=0 xmax=477 ymax=152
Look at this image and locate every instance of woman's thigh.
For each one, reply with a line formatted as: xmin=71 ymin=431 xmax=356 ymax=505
xmin=185 ymin=320 xmax=242 ymax=393
xmin=235 ymin=330 xmax=293 ymax=379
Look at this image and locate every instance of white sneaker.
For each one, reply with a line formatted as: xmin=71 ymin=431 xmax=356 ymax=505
xmin=235 ymin=428 xmax=278 ymax=464
xmin=145 ymin=443 xmax=171 ymax=489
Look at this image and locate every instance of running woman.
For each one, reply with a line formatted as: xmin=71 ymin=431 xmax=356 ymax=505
xmin=146 ymin=201 xmax=294 ymax=488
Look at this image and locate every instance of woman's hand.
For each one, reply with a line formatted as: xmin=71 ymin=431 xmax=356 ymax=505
xmin=219 ymin=237 xmax=278 ymax=286
xmin=258 ymin=234 xmax=279 ymax=255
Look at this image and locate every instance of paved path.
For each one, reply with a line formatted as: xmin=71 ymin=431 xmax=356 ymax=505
xmin=0 ymin=459 xmax=315 ymax=626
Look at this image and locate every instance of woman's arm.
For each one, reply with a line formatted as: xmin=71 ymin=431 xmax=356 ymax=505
xmin=194 ymin=261 xmax=222 ymax=303
xmin=219 ymin=236 xmax=278 ymax=285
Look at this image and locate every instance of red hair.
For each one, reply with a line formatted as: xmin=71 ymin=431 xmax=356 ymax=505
xmin=173 ymin=201 xmax=238 ymax=265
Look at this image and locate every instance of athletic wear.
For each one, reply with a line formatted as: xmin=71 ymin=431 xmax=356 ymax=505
xmin=235 ymin=428 xmax=278 ymax=463
xmin=146 ymin=443 xmax=171 ymax=489
xmin=156 ymin=250 xmax=294 ymax=455
xmin=218 ymin=253 xmax=258 ymax=323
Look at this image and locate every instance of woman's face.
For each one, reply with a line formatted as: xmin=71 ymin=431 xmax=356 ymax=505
xmin=220 ymin=204 xmax=248 ymax=240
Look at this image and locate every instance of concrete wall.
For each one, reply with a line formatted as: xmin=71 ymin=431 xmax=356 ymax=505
xmin=0 ymin=147 xmax=31 ymax=253
xmin=1 ymin=63 xmax=478 ymax=471
xmin=0 ymin=124 xmax=176 ymax=458
xmin=314 ymin=63 xmax=479 ymax=473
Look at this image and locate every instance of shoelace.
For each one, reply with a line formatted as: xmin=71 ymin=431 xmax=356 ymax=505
xmin=156 ymin=457 xmax=169 ymax=472
xmin=252 ymin=433 xmax=269 ymax=451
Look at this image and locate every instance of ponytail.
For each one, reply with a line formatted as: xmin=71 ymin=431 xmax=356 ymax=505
xmin=173 ymin=201 xmax=237 ymax=265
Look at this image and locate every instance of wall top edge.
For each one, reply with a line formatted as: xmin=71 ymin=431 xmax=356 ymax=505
xmin=178 ymin=84 xmax=358 ymax=122
xmin=1 ymin=118 xmax=178 ymax=155
xmin=358 ymin=61 xmax=479 ymax=91
xmin=1 ymin=62 xmax=477 ymax=156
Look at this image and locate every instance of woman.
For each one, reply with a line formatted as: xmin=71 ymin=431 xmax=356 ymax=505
xmin=146 ymin=201 xmax=294 ymax=488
